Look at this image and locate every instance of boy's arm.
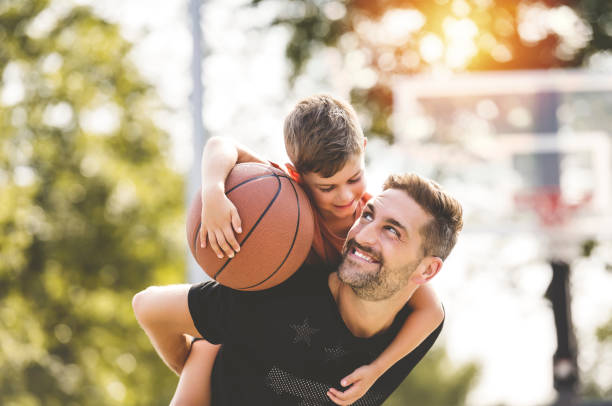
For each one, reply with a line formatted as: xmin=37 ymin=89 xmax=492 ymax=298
xmin=370 ymin=284 xmax=444 ymax=373
xmin=200 ymin=136 xmax=268 ymax=258
xmin=327 ymin=284 xmax=444 ymax=405
xmin=132 ymin=284 xmax=201 ymax=375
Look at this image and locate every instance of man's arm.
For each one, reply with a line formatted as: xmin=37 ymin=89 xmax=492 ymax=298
xmin=132 ymin=284 xmax=200 ymax=375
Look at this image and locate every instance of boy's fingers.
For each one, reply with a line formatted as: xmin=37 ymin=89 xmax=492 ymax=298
xmin=327 ymin=388 xmax=351 ymax=405
xmin=230 ymin=208 xmax=242 ymax=234
xmin=213 ymin=229 xmax=235 ymax=258
xmin=207 ymin=231 xmax=223 ymax=259
xmin=199 ymin=227 xmax=207 ymax=248
xmin=341 ymin=371 xmax=359 ymax=387
xmin=326 ymin=390 xmax=345 ymax=405
xmin=339 ymin=384 xmax=361 ymax=399
xmin=222 ymin=225 xmax=240 ymax=253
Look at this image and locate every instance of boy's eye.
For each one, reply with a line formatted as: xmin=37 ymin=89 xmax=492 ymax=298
xmin=348 ymin=176 xmax=361 ymax=184
xmin=319 ymin=186 xmax=334 ymax=192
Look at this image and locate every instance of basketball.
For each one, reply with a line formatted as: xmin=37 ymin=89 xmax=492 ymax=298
xmin=187 ymin=163 xmax=314 ymax=291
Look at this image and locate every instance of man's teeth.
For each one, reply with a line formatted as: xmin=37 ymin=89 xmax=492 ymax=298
xmin=353 ymin=249 xmax=375 ymax=263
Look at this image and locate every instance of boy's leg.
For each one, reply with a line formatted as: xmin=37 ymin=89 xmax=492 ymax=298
xmin=132 ymin=284 xmax=200 ymax=374
xmin=170 ymin=339 xmax=220 ymax=406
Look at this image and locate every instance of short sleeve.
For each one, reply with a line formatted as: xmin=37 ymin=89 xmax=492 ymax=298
xmin=188 ymin=281 xmax=235 ymax=345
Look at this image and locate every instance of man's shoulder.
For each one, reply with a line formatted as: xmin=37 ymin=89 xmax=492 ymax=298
xmin=268 ymin=262 xmax=334 ymax=295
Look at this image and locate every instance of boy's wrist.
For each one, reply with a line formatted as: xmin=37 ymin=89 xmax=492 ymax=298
xmin=203 ymin=182 xmax=225 ymax=197
xmin=368 ymin=359 xmax=388 ymax=378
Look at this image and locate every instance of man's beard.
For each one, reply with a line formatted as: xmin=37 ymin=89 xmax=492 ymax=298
xmin=337 ymin=239 xmax=418 ymax=301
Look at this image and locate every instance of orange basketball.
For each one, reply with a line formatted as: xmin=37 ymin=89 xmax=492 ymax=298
xmin=187 ymin=163 xmax=314 ymax=291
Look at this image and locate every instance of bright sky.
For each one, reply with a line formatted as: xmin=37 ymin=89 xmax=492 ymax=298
xmin=67 ymin=0 xmax=612 ymax=405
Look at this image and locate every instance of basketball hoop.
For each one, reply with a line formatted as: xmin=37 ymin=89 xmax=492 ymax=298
xmin=514 ymin=188 xmax=593 ymax=228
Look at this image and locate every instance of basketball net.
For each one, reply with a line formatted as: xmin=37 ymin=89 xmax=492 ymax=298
xmin=514 ymin=188 xmax=593 ymax=228
xmin=514 ymin=188 xmax=593 ymax=261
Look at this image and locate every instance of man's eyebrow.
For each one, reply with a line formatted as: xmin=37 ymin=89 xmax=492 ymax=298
xmin=387 ymin=218 xmax=408 ymax=234
xmin=365 ymin=203 xmax=408 ymax=234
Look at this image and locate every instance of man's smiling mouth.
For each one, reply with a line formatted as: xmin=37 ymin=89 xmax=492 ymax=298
xmin=350 ymin=247 xmax=380 ymax=264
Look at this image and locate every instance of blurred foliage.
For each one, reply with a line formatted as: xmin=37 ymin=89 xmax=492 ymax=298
xmin=250 ymin=0 xmax=612 ymax=141
xmin=383 ymin=347 xmax=480 ymax=406
xmin=0 ymin=0 xmax=183 ymax=404
xmin=581 ymin=315 xmax=612 ymax=400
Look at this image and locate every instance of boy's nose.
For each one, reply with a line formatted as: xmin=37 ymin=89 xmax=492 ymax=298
xmin=338 ymin=186 xmax=353 ymax=203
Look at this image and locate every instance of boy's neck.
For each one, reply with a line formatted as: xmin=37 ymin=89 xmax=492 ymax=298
xmin=321 ymin=211 xmax=357 ymax=237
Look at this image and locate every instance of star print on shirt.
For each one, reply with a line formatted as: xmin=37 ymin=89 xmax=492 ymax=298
xmin=290 ymin=318 xmax=319 ymax=346
xmin=323 ymin=344 xmax=347 ymax=362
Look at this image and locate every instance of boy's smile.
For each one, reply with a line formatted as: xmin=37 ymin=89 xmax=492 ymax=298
xmin=301 ymin=153 xmax=366 ymax=223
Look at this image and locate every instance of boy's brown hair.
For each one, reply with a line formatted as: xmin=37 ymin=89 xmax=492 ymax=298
xmin=284 ymin=94 xmax=364 ymax=178
xmin=384 ymin=173 xmax=463 ymax=261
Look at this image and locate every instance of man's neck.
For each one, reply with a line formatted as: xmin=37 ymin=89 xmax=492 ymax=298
xmin=328 ymin=273 xmax=416 ymax=338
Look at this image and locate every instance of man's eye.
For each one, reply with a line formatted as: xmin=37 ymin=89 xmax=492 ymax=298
xmin=385 ymin=226 xmax=399 ymax=237
xmin=361 ymin=212 xmax=373 ymax=221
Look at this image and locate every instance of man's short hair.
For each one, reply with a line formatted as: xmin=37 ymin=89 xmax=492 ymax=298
xmin=284 ymin=94 xmax=364 ymax=177
xmin=383 ymin=173 xmax=463 ymax=260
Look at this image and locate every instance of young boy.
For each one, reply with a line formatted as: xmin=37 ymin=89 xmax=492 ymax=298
xmin=171 ymin=95 xmax=444 ymax=405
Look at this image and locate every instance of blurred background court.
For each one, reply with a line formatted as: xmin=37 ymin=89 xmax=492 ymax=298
xmin=1 ymin=0 xmax=611 ymax=405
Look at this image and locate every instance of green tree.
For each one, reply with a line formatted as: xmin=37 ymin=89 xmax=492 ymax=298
xmin=1 ymin=1 xmax=183 ymax=404
xmin=581 ymin=312 xmax=612 ymax=400
xmin=384 ymin=347 xmax=479 ymax=406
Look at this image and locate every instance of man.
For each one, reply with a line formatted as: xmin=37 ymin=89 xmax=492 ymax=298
xmin=133 ymin=173 xmax=463 ymax=405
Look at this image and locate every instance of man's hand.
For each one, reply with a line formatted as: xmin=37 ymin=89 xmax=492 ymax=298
xmin=327 ymin=364 xmax=381 ymax=405
xmin=200 ymin=185 xmax=242 ymax=259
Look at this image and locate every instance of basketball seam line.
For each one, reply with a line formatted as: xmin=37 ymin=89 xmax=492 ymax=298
xmin=237 ymin=174 xmax=303 ymax=290
xmin=225 ymin=172 xmax=293 ymax=195
xmin=212 ymin=173 xmax=283 ymax=280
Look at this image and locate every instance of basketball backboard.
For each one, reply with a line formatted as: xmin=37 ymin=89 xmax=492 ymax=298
xmin=392 ymin=69 xmax=612 ymax=257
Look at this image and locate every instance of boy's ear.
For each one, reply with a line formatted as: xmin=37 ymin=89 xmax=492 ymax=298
xmin=285 ymin=163 xmax=301 ymax=183
xmin=363 ymin=137 xmax=367 ymax=150
xmin=411 ymin=257 xmax=443 ymax=285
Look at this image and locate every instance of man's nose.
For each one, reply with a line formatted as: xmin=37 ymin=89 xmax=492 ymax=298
xmin=355 ymin=222 xmax=378 ymax=246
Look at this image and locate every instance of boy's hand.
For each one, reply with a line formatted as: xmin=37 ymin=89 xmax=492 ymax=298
xmin=327 ymin=364 xmax=380 ymax=405
xmin=200 ymin=185 xmax=242 ymax=258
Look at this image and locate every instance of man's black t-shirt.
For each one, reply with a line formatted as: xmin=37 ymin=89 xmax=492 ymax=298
xmin=188 ymin=264 xmax=443 ymax=406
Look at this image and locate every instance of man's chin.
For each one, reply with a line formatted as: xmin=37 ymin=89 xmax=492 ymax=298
xmin=337 ymin=258 xmax=381 ymax=286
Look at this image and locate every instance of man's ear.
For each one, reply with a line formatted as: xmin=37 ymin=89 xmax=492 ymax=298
xmin=411 ymin=257 xmax=443 ymax=285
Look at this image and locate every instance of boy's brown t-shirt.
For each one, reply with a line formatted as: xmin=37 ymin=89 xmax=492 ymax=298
xmin=269 ymin=161 xmax=371 ymax=268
